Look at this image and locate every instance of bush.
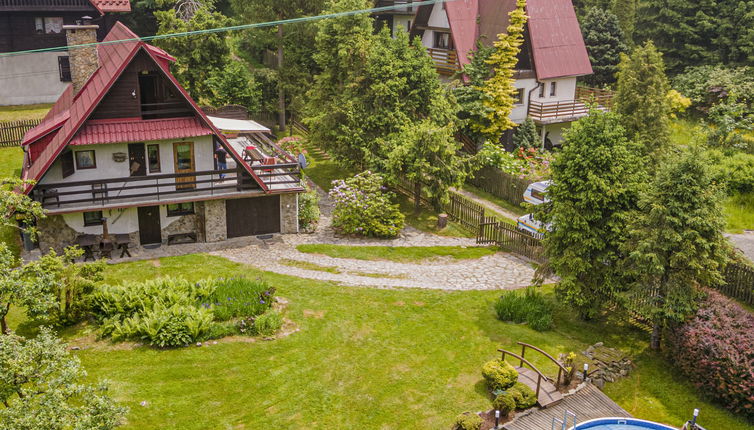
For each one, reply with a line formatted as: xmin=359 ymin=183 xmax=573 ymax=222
xmin=507 ymin=382 xmax=537 ymax=409
xmin=494 ymin=287 xmax=554 ymax=331
xmin=107 ymin=304 xmax=214 ymax=347
xmin=672 ymin=65 xmax=754 ymax=116
xmin=482 ymin=359 xmax=518 ymax=391
xmin=298 ymin=187 xmax=320 ymax=232
xmin=665 ymin=290 xmax=754 ymax=419
xmin=491 ymin=392 xmax=516 ymax=416
xmin=205 ymin=277 xmax=275 ymax=321
xmin=253 ymin=310 xmax=283 ymax=336
xmin=453 ymin=412 xmax=482 ymax=430
xmin=706 ymin=149 xmax=754 ymax=195
xmin=329 ymin=171 xmax=405 ymax=238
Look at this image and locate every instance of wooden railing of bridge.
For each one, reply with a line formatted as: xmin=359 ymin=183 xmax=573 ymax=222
xmin=517 ymin=342 xmax=570 ymax=387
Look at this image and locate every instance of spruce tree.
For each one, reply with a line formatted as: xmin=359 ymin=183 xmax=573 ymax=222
xmin=623 ymin=148 xmax=728 ymax=349
xmin=482 ymin=0 xmax=528 ymax=142
xmin=512 ymin=118 xmax=538 ymax=149
xmin=580 ymin=7 xmax=628 ymax=87
xmin=610 ymin=0 xmax=636 ymax=46
xmin=538 ymin=111 xmax=646 ymax=320
xmin=614 ymin=41 xmax=671 ymax=155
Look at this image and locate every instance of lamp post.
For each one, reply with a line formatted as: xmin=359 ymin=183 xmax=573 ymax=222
xmin=690 ymin=409 xmax=699 ymax=429
xmin=494 ymin=410 xmax=500 ymax=429
xmin=583 ymin=363 xmax=589 ymax=381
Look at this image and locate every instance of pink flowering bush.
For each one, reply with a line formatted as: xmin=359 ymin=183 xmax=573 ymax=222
xmin=665 ymin=290 xmax=754 ymax=419
xmin=277 ymin=136 xmax=307 ymax=156
xmin=329 ymin=171 xmax=404 ymax=238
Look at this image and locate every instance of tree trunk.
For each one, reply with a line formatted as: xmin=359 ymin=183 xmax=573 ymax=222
xmin=277 ymin=22 xmax=286 ymax=133
xmin=0 ymin=316 xmax=7 ymax=335
xmin=414 ymin=181 xmax=422 ymax=213
xmin=650 ymin=321 xmax=661 ymax=350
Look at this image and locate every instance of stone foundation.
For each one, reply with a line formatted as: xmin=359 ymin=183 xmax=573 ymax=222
xmin=37 ymin=215 xmax=80 ymax=254
xmin=204 ymin=199 xmax=227 ymax=242
xmin=280 ymin=193 xmax=299 ymax=234
xmin=161 ymin=213 xmax=203 ymax=244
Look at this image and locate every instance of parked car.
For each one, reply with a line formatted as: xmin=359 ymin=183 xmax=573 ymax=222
xmin=523 ymin=180 xmax=551 ymax=205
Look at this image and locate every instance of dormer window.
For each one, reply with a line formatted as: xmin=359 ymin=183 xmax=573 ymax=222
xmin=433 ymin=32 xmax=454 ymax=50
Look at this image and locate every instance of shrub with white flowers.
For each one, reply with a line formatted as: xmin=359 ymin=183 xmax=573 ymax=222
xmin=329 ymin=171 xmax=405 ymax=238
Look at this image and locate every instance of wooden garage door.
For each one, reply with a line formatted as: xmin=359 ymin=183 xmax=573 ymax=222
xmin=226 ymin=195 xmax=280 ymax=238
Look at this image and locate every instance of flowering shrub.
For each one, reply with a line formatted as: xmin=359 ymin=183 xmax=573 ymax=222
xmin=298 ymin=187 xmax=320 ymax=232
xmin=665 ymin=290 xmax=754 ymax=419
xmin=475 ymin=143 xmax=552 ymax=180
xmin=277 ymin=136 xmax=307 ymax=156
xmin=329 ymin=171 xmax=405 ymax=238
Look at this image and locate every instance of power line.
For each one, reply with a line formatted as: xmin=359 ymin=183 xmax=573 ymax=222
xmin=0 ymin=0 xmax=449 ymax=58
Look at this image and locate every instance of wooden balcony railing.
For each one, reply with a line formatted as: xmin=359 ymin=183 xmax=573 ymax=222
xmin=528 ymin=88 xmax=613 ymax=123
xmin=427 ymin=48 xmax=459 ymax=75
xmin=575 ymin=86 xmax=614 ymax=109
xmin=141 ymin=102 xmax=194 ymax=119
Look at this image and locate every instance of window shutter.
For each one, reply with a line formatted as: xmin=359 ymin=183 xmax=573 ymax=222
xmin=61 ymin=150 xmax=74 ymax=178
xmin=58 ymin=56 xmax=71 ymax=82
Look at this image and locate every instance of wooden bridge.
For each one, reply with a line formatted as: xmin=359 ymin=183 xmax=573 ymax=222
xmin=498 ymin=342 xmax=569 ymax=408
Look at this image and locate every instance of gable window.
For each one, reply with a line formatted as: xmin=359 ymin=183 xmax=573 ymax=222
xmin=550 ymin=82 xmax=557 ymax=97
xmin=147 ymin=144 xmax=161 ymax=173
xmin=35 ymin=17 xmax=63 ymax=34
xmin=167 ymin=202 xmax=194 ymax=217
xmin=61 ymin=150 xmax=75 ymax=178
xmin=433 ymin=32 xmax=454 ymax=50
xmin=514 ymin=88 xmax=524 ymax=105
xmin=75 ymin=150 xmax=96 ymax=170
xmin=538 ymin=83 xmax=545 ymax=98
xmin=83 ymin=211 xmax=103 ymax=226
xmin=58 ymin=56 xmax=71 ymax=82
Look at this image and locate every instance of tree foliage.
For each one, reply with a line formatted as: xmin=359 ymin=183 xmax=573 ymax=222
xmin=623 ymin=147 xmax=728 ymax=349
xmin=0 ymin=178 xmax=45 ymax=238
xmin=481 ymin=0 xmax=528 ymax=141
xmin=0 ymin=243 xmax=57 ymax=334
xmin=0 ymin=327 xmax=127 ymax=428
xmin=511 ymin=118 xmax=538 ymax=150
xmin=610 ymin=0 xmax=636 ymax=46
xmin=155 ymin=7 xmax=232 ymax=102
xmin=538 ymin=111 xmax=646 ymax=319
xmin=454 ymin=43 xmax=495 ymax=144
xmin=614 ymin=41 xmax=671 ymax=155
xmin=205 ymin=62 xmax=262 ymax=110
xmin=580 ymin=7 xmax=628 ymax=87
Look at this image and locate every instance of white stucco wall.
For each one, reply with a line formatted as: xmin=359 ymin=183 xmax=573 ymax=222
xmin=0 ymin=52 xmax=70 ymax=105
xmin=393 ymin=15 xmax=414 ymax=34
xmin=421 ymin=3 xmax=450 ymax=47
xmin=530 ymin=77 xmax=578 ymax=104
xmin=60 ymin=205 xmax=184 ymax=236
xmin=39 ymin=135 xmax=216 ymax=204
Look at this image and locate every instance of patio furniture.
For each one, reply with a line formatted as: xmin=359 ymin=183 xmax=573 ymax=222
xmin=75 ymin=234 xmax=97 ymax=261
xmin=114 ymin=234 xmax=131 ymax=258
xmin=244 ymin=145 xmax=263 ymax=163
xmin=262 ymin=156 xmax=276 ymax=173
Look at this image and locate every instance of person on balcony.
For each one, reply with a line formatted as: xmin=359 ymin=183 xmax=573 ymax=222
xmin=214 ymin=144 xmax=228 ymax=179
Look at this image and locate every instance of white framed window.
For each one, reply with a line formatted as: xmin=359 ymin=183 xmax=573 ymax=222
xmin=550 ymin=81 xmax=557 ymax=97
xmin=538 ymin=83 xmax=545 ymax=98
xmin=35 ymin=17 xmax=64 ymax=34
xmin=514 ymin=88 xmax=524 ymax=105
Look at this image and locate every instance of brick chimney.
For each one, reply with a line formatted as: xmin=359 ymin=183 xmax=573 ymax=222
xmin=64 ymin=23 xmax=100 ymax=94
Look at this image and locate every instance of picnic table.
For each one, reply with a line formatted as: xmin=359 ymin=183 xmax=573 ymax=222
xmin=114 ymin=234 xmax=131 ymax=258
xmin=76 ymin=234 xmax=97 ymax=261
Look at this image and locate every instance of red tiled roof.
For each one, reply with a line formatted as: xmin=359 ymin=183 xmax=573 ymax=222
xmin=70 ymin=117 xmax=213 ymax=146
xmin=21 ymin=22 xmax=268 ymax=194
xmin=527 ymin=0 xmax=593 ymax=80
xmin=90 ymin=0 xmax=131 ymax=13
xmin=415 ymin=0 xmax=592 ymax=80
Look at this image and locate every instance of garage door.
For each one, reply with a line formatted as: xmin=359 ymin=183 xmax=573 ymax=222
xmin=226 ymin=195 xmax=281 ymax=238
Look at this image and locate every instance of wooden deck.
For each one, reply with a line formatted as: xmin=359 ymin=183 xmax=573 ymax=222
xmin=503 ymin=384 xmax=631 ymax=430
xmin=515 ymin=367 xmax=563 ymax=408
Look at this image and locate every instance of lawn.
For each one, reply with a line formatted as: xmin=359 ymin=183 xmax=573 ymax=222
xmin=9 ymin=254 xmax=748 ymax=430
xmin=724 ymin=193 xmax=754 ymax=233
xmin=296 ymin=244 xmax=496 ymax=262
xmin=462 ymin=183 xmax=527 ymax=218
xmin=0 ymin=103 xmax=52 ymax=121
xmin=0 ymin=146 xmax=24 ymax=256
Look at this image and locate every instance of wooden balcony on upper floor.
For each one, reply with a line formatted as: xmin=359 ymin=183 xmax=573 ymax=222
xmin=427 ymin=48 xmax=459 ymax=75
xmin=528 ymin=86 xmax=614 ymax=124
xmin=0 ymin=0 xmax=93 ymax=11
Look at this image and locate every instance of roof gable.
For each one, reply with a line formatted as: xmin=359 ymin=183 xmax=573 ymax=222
xmin=21 ymin=22 xmax=267 ymax=193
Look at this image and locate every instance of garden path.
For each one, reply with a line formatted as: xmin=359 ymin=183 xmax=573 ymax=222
xmin=728 ymin=231 xmax=754 ymax=263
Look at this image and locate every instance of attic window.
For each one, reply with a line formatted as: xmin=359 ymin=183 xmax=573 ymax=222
xmin=433 ymin=32 xmax=454 ymax=50
xmin=58 ymin=56 xmax=71 ymax=82
xmin=35 ymin=17 xmax=63 ymax=34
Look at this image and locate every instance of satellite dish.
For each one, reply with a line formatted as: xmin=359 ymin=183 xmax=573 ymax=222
xmin=298 ymin=153 xmax=308 ymax=169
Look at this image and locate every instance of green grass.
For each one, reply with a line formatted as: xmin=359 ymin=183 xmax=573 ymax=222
xmin=280 ymin=258 xmax=342 ymax=273
xmin=462 ymin=183 xmax=528 ymax=218
xmin=724 ymin=193 xmax=754 ymax=233
xmin=9 ymin=254 xmax=749 ymax=430
xmin=0 ymin=146 xmax=24 ymax=256
xmin=0 ymin=104 xmax=52 ymax=121
xmin=296 ymin=244 xmax=496 ymax=262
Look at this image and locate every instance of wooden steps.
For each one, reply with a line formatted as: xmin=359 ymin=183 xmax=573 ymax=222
xmin=515 ymin=366 xmax=563 ymax=408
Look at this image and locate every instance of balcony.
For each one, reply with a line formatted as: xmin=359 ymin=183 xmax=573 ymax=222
xmin=0 ymin=0 xmax=92 ymax=11
xmin=375 ymin=0 xmax=415 ymax=14
xmin=528 ymin=87 xmax=613 ymax=124
xmin=427 ymin=48 xmax=459 ymax=75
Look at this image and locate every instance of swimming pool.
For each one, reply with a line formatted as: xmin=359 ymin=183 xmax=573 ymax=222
xmin=571 ymin=417 xmax=678 ymax=430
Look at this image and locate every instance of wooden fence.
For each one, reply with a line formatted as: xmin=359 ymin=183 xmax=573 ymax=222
xmin=0 ymin=119 xmax=40 ymax=147
xmin=722 ymin=263 xmax=754 ymax=305
xmin=477 ymin=216 xmax=546 ymax=263
xmin=444 ymin=192 xmax=485 ymax=233
xmin=467 ymin=166 xmax=532 ymax=208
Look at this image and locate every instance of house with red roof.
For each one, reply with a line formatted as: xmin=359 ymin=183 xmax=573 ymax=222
xmin=411 ymin=0 xmax=610 ymax=147
xmin=21 ymin=22 xmax=303 ymax=254
xmin=0 ymin=0 xmax=130 ymax=105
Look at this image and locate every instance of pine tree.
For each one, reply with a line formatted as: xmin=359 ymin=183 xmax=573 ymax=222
xmin=580 ymin=7 xmax=628 ymax=87
xmin=623 ymin=147 xmax=728 ymax=349
xmin=610 ymin=0 xmax=636 ymax=46
xmin=482 ymin=0 xmax=528 ymax=142
xmin=538 ymin=111 xmax=646 ymax=320
xmin=454 ymin=43 xmax=495 ymax=145
xmin=511 ymin=118 xmax=538 ymax=149
xmin=614 ymin=41 xmax=671 ymax=155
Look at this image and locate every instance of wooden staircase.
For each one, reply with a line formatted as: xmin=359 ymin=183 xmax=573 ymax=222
xmin=498 ymin=342 xmax=570 ymax=408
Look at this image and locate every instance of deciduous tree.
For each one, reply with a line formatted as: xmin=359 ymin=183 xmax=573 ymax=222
xmin=482 ymin=0 xmax=528 ymax=142
xmin=580 ymin=7 xmax=627 ymax=87
xmin=0 ymin=327 xmax=127 ymax=428
xmin=0 ymin=178 xmax=45 ymax=239
xmin=538 ymin=111 xmax=645 ymax=319
xmin=614 ymin=41 xmax=671 ymax=155
xmin=623 ymin=147 xmax=728 ymax=349
xmin=0 ymin=243 xmax=57 ymax=334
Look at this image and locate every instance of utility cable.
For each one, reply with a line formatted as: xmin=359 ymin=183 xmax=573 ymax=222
xmin=0 ymin=0 xmax=451 ymax=58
